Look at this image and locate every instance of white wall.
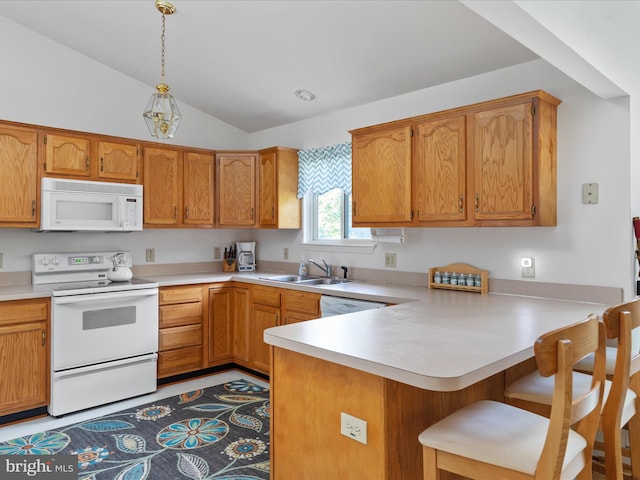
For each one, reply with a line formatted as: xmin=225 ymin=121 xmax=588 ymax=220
xmin=250 ymin=60 xmax=634 ymax=297
xmin=0 ymin=15 xmax=248 ymax=150
xmin=0 ymin=13 xmax=634 ymax=299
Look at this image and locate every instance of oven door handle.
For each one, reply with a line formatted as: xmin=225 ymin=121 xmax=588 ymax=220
xmin=53 ymin=288 xmax=159 ymax=305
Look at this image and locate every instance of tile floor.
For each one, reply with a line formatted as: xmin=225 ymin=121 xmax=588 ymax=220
xmin=0 ymin=369 xmax=268 ymax=443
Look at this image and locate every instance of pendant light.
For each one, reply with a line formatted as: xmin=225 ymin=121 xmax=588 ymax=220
xmin=143 ymin=0 xmax=182 ymax=139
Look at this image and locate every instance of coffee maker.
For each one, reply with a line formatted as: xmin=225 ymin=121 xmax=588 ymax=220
xmin=236 ymin=242 xmax=256 ymax=271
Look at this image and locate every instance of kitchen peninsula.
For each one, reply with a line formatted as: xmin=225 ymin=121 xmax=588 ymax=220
xmin=264 ymin=289 xmax=607 ymax=479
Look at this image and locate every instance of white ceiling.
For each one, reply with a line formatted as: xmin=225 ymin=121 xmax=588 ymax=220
xmin=0 ymin=0 xmax=538 ymax=133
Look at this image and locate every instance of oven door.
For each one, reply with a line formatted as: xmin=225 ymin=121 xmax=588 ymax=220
xmin=51 ymin=288 xmax=159 ymax=371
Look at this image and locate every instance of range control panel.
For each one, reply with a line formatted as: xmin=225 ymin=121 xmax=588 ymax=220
xmin=33 ymin=252 xmax=131 ymax=274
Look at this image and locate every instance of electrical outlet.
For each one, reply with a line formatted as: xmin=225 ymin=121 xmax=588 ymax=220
xmin=522 ymin=257 xmax=535 ymax=278
xmin=283 ymin=247 xmax=289 ymax=260
xmin=385 ymin=253 xmax=397 ymax=268
xmin=146 ymin=248 xmax=155 ymax=263
xmin=341 ymin=412 xmax=367 ymax=445
xmin=213 ymin=246 xmax=221 ymax=260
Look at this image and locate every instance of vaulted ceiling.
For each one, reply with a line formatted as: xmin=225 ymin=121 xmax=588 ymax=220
xmin=0 ymin=1 xmax=538 ymax=132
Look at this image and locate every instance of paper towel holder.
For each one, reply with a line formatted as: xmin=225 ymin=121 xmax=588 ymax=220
xmin=371 ymin=228 xmax=406 ymax=244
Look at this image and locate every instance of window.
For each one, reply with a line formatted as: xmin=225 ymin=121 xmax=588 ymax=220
xmin=314 ymin=188 xmax=371 ymax=241
xmin=298 ymin=142 xmax=372 ymax=248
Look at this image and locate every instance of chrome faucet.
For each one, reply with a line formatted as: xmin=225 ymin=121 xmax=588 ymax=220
xmin=309 ymin=259 xmax=332 ymax=277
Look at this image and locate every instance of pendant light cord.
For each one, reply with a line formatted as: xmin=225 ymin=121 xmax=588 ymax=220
xmin=160 ymin=12 xmax=166 ymax=83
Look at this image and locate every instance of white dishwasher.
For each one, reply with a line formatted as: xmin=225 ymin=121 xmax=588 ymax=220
xmin=320 ymin=295 xmax=386 ymax=317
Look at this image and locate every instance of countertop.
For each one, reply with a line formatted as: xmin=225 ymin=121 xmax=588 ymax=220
xmin=2 ymin=270 xmax=606 ymax=394
xmin=264 ymin=290 xmax=605 ymax=392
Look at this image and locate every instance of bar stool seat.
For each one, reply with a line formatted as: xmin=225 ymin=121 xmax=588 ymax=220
xmin=418 ymin=400 xmax=588 ymax=478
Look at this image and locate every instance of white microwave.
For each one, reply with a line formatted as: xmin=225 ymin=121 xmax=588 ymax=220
xmin=39 ymin=178 xmax=143 ymax=232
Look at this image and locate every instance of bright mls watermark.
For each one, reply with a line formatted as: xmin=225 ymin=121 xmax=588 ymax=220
xmin=0 ymin=455 xmax=76 ymax=479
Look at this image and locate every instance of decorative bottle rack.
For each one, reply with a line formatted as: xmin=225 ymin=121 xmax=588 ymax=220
xmin=428 ymin=263 xmax=488 ymax=294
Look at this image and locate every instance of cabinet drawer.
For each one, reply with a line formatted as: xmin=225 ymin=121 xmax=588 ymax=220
xmin=159 ymin=302 xmax=202 ymax=328
xmin=252 ymin=286 xmax=281 ymax=307
xmin=283 ymin=291 xmax=320 ymax=316
xmin=158 ymin=345 xmax=202 ymax=377
xmin=159 ymin=324 xmax=201 ymax=351
xmin=0 ymin=298 xmax=48 ymax=326
xmin=159 ymin=286 xmax=202 ymax=305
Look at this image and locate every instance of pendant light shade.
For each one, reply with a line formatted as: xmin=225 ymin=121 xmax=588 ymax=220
xmin=143 ymin=1 xmax=182 ymax=139
xmin=144 ymin=83 xmax=182 ymax=139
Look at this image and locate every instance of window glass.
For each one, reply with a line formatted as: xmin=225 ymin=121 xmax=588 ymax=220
xmin=314 ymin=188 xmax=370 ymax=241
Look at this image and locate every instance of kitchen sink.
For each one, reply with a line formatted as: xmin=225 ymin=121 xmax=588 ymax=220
xmin=296 ymin=277 xmax=353 ymax=285
xmin=261 ymin=275 xmax=353 ymax=285
xmin=261 ymin=274 xmax=320 ymax=283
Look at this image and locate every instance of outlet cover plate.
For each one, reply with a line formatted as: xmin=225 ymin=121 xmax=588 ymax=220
xmin=145 ymin=248 xmax=155 ymax=263
xmin=385 ymin=253 xmax=397 ymax=268
xmin=340 ymin=412 xmax=367 ymax=444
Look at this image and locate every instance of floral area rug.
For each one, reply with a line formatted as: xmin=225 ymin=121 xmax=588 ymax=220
xmin=0 ymin=379 xmax=270 ymax=480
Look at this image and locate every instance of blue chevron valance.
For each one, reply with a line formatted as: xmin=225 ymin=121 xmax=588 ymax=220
xmin=297 ymin=142 xmax=352 ymax=198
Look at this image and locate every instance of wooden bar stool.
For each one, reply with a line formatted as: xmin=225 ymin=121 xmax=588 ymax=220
xmin=418 ymin=314 xmax=605 ymax=480
xmin=505 ymin=299 xmax=640 ymax=480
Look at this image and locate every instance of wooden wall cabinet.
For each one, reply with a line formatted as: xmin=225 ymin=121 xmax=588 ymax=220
xmin=258 ymin=147 xmax=301 ymax=229
xmin=217 ymin=152 xmax=256 ymax=227
xmin=351 ymin=90 xmax=560 ymax=227
xmin=143 ymin=146 xmax=180 ymax=226
xmin=158 ymin=285 xmax=204 ymax=378
xmin=352 ymin=124 xmax=413 ymax=225
xmin=44 ymin=133 xmax=140 ymax=182
xmin=0 ymin=298 xmax=49 ymax=416
xmin=183 ymin=150 xmax=215 ymax=226
xmin=97 ymin=140 xmax=139 ymax=182
xmin=0 ymin=124 xmax=39 ymax=227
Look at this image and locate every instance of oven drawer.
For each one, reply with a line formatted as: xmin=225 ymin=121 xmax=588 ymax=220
xmin=49 ymin=353 xmax=157 ymax=417
xmin=159 ymin=324 xmax=202 ymax=351
xmin=158 ymin=346 xmax=202 ymax=378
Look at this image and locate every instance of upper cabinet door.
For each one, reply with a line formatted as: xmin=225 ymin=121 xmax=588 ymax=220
xmin=351 ymin=124 xmax=413 ymax=225
xmin=97 ymin=141 xmax=139 ymax=182
xmin=44 ymin=133 xmax=91 ymax=177
xmin=258 ymin=150 xmax=277 ymax=228
xmin=414 ymin=115 xmax=467 ymax=224
xmin=183 ymin=151 xmax=215 ymax=226
xmin=217 ymin=153 xmax=256 ymax=227
xmin=0 ymin=125 xmax=38 ymax=226
xmin=143 ymin=146 xmax=180 ymax=225
xmin=469 ymin=102 xmax=533 ymax=222
xmin=258 ymin=147 xmax=301 ymax=229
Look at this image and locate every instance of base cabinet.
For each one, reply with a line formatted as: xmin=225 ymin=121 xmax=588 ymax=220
xmin=0 ymin=299 xmax=49 ymax=416
xmin=158 ymin=285 xmax=204 ymax=378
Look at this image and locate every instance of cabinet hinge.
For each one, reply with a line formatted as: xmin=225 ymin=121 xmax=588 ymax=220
xmin=531 ymin=204 xmax=536 ymax=216
xmin=43 ymin=136 xmax=47 ymax=145
xmin=531 ymin=104 xmax=536 ymax=116
xmin=410 ymin=210 xmax=414 ymax=220
xmin=410 ymin=128 xmax=414 ymax=137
